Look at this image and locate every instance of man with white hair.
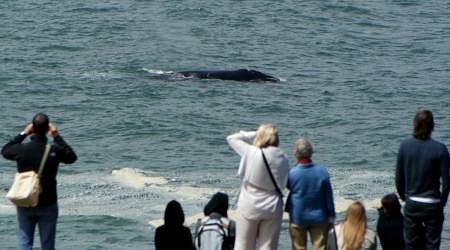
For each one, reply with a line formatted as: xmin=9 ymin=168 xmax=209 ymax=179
xmin=285 ymin=138 xmax=335 ymax=250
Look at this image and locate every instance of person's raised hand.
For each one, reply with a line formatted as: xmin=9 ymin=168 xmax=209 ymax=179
xmin=22 ymin=123 xmax=34 ymax=136
xmin=48 ymin=123 xmax=59 ymax=138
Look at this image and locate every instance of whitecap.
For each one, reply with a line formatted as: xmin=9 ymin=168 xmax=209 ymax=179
xmin=140 ymin=68 xmax=173 ymax=74
xmin=111 ymin=167 xmax=168 ymax=188
xmin=0 ymin=203 xmax=16 ymax=215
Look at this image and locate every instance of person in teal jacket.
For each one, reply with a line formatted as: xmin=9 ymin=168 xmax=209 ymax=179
xmin=285 ymin=138 xmax=335 ymax=250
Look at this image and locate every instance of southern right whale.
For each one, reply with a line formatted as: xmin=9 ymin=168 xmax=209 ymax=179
xmin=177 ymin=69 xmax=280 ymax=82
xmin=148 ymin=69 xmax=280 ymax=82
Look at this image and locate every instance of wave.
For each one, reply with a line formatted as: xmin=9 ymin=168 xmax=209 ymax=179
xmin=140 ymin=68 xmax=174 ymax=74
xmin=111 ymin=168 xmax=168 ymax=188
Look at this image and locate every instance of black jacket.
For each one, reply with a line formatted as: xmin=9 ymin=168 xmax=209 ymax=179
xmin=155 ymin=200 xmax=195 ymax=250
xmin=395 ymin=137 xmax=449 ymax=206
xmin=2 ymin=133 xmax=77 ymax=206
xmin=376 ymin=209 xmax=405 ymax=250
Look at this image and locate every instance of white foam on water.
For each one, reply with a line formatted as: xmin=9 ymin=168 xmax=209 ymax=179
xmin=140 ymin=68 xmax=173 ymax=74
xmin=170 ymin=185 xmax=221 ymax=200
xmin=1 ymin=165 xmax=392 ymax=222
xmin=55 ymin=168 xmax=224 ymax=221
xmin=80 ymin=71 xmax=124 ymax=80
xmin=110 ymin=168 xmax=220 ymax=199
xmin=0 ymin=203 xmax=16 ymax=215
xmin=111 ymin=167 xmax=168 ymax=188
xmin=52 ymin=165 xmax=395 ymax=231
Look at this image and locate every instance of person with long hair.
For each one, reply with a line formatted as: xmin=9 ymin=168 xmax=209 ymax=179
xmin=335 ymin=202 xmax=377 ymax=250
xmin=395 ymin=110 xmax=449 ymax=249
xmin=227 ymin=124 xmax=289 ymax=250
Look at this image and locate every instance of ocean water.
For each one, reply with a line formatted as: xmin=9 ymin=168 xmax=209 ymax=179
xmin=0 ymin=0 xmax=449 ymax=249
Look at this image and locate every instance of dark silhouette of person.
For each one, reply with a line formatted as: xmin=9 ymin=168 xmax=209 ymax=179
xmin=376 ymin=194 xmax=405 ymax=250
xmin=154 ymin=200 xmax=195 ymax=250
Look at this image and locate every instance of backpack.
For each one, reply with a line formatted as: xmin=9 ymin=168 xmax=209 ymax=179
xmin=195 ymin=214 xmax=235 ymax=250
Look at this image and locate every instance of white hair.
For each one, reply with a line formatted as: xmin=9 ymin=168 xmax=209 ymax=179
xmin=294 ymin=138 xmax=313 ymax=159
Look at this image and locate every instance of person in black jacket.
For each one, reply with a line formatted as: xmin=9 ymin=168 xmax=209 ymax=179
xmin=376 ymin=194 xmax=405 ymax=250
xmin=2 ymin=113 xmax=77 ymax=250
xmin=395 ymin=110 xmax=449 ymax=249
xmin=155 ymin=200 xmax=195 ymax=250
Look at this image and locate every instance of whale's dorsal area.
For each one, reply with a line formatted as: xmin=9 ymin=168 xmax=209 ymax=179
xmin=148 ymin=69 xmax=280 ymax=82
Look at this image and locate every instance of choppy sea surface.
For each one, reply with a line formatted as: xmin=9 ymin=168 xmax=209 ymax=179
xmin=1 ymin=0 xmax=449 ymax=249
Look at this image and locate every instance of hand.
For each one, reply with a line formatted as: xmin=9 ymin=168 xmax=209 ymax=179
xmin=48 ymin=123 xmax=59 ymax=138
xmin=377 ymin=202 xmax=383 ymax=210
xmin=240 ymin=130 xmax=256 ymax=139
xmin=22 ymin=123 xmax=34 ymax=136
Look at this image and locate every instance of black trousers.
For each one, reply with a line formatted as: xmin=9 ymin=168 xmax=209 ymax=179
xmin=404 ymin=199 xmax=444 ymax=250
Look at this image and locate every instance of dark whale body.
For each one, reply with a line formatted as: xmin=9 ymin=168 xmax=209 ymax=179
xmin=176 ymin=69 xmax=280 ymax=82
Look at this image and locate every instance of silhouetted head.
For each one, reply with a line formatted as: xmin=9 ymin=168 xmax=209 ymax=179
xmin=248 ymin=70 xmax=280 ymax=82
xmin=413 ymin=110 xmax=434 ymax=140
xmin=204 ymin=192 xmax=229 ymax=218
xmin=381 ymin=193 xmax=402 ymax=217
xmin=32 ymin=113 xmax=49 ymax=135
xmin=164 ymin=200 xmax=185 ymax=227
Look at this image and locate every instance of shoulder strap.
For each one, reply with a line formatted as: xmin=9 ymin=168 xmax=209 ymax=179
xmin=37 ymin=144 xmax=51 ymax=177
xmin=196 ymin=216 xmax=228 ymax=249
xmin=261 ymin=150 xmax=283 ymax=197
xmin=195 ymin=218 xmax=202 ymax=238
xmin=228 ymin=220 xmax=236 ymax=237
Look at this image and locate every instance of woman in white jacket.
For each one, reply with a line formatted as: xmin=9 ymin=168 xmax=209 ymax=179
xmin=227 ymin=124 xmax=289 ymax=250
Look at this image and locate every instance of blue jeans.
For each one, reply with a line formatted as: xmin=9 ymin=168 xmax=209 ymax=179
xmin=16 ymin=203 xmax=58 ymax=250
xmin=404 ymin=199 xmax=443 ymax=250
